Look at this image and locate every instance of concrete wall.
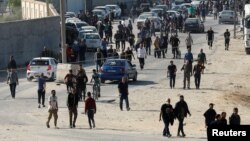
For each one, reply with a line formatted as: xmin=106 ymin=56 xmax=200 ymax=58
xmin=0 ymin=16 xmax=60 ymax=69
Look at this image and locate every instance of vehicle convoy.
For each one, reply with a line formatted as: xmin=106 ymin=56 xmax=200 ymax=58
xmin=26 ymin=57 xmax=58 ymax=81
xmin=244 ymin=4 xmax=250 ymax=54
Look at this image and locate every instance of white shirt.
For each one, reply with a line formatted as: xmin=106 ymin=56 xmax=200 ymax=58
xmin=137 ymin=47 xmax=147 ymax=58
xmin=48 ymin=95 xmax=58 ymax=110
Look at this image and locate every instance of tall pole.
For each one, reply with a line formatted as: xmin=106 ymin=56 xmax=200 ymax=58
xmin=234 ymin=0 xmax=237 ymax=39
xmin=60 ymin=0 xmax=66 ymax=63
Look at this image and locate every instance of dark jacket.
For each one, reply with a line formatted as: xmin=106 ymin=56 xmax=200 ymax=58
xmin=8 ymin=60 xmax=17 ymax=69
xmin=67 ymin=93 xmax=78 ymax=108
xmin=174 ymin=100 xmax=191 ymax=118
xmin=229 ymin=114 xmax=240 ymax=125
xmin=203 ymin=108 xmax=217 ymax=126
xmin=85 ymin=97 xmax=96 ymax=113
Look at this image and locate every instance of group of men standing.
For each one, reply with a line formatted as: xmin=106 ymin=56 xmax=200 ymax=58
xmin=167 ymin=48 xmax=206 ymax=89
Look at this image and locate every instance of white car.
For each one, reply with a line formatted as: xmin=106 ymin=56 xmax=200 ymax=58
xmin=92 ymin=9 xmax=106 ymax=21
xmin=141 ymin=12 xmax=158 ymax=17
xmin=27 ymin=57 xmax=58 ymax=81
xmin=68 ymin=21 xmax=89 ymax=31
xmin=150 ymin=8 xmax=164 ymax=16
xmin=65 ymin=12 xmax=77 ymax=18
xmin=81 ymin=26 xmax=98 ymax=33
xmin=83 ymin=33 xmax=102 ymax=50
xmin=65 ymin=17 xmax=81 ymax=23
xmin=136 ymin=14 xmax=149 ymax=29
xmin=105 ymin=4 xmax=121 ymax=18
xmin=94 ymin=6 xmax=111 ymax=17
xmin=167 ymin=10 xmax=180 ymax=18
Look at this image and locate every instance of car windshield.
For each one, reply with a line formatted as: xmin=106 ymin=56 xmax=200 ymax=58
xmin=76 ymin=23 xmax=87 ymax=28
xmin=31 ymin=60 xmax=49 ymax=66
xmin=93 ymin=11 xmax=103 ymax=15
xmin=96 ymin=8 xmax=106 ymax=11
xmin=138 ymin=15 xmax=147 ymax=19
xmin=185 ymin=19 xmax=198 ymax=23
xmin=86 ymin=34 xmax=100 ymax=39
xmin=104 ymin=60 xmax=125 ymax=66
xmin=83 ymin=28 xmax=97 ymax=32
xmin=108 ymin=6 xmax=116 ymax=10
xmin=245 ymin=18 xmax=250 ymax=28
xmin=221 ymin=11 xmax=234 ymax=15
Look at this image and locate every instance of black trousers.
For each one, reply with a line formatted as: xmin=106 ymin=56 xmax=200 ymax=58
xmin=138 ymin=58 xmax=145 ymax=69
xmin=177 ymin=117 xmax=185 ymax=136
xmin=9 ymin=83 xmax=16 ymax=98
xmin=169 ymin=75 xmax=176 ymax=88
xmin=163 ymin=119 xmax=171 ymax=136
xmin=38 ymin=89 xmax=45 ymax=105
xmin=194 ymin=74 xmax=201 ymax=89
xmin=68 ymin=107 xmax=78 ymax=126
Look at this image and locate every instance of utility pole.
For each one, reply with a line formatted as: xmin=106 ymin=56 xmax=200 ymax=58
xmin=234 ymin=0 xmax=237 ymax=39
xmin=60 ymin=0 xmax=66 ymax=63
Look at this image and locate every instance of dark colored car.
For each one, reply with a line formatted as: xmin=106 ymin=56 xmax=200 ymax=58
xmin=99 ymin=59 xmax=137 ymax=83
xmin=183 ymin=18 xmax=205 ymax=33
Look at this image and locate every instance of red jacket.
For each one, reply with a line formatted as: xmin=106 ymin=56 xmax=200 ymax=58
xmin=85 ymin=97 xmax=96 ymax=113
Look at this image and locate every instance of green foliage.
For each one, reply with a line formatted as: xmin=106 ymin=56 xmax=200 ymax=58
xmin=8 ymin=0 xmax=21 ymax=7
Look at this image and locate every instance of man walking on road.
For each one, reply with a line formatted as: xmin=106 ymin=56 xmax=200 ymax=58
xmin=46 ymin=90 xmax=59 ymax=129
xmin=118 ymin=77 xmax=130 ymax=111
xmin=67 ymin=89 xmax=78 ymax=128
xmin=181 ymin=61 xmax=192 ymax=89
xmin=197 ymin=49 xmax=207 ymax=73
xmin=206 ymin=27 xmax=214 ymax=50
xmin=94 ymin=48 xmax=104 ymax=71
xmin=170 ymin=35 xmax=180 ymax=59
xmin=224 ymin=29 xmax=230 ymax=50
xmin=193 ymin=61 xmax=205 ymax=89
xmin=85 ymin=92 xmax=96 ymax=129
xmin=203 ymin=103 xmax=217 ymax=127
xmin=37 ymin=73 xmax=46 ymax=108
xmin=185 ymin=32 xmax=193 ymax=49
xmin=159 ymin=98 xmax=174 ymax=137
xmin=174 ymin=95 xmax=191 ymax=137
xmin=7 ymin=55 xmax=17 ymax=71
xmin=137 ymin=45 xmax=147 ymax=70
xmin=7 ymin=68 xmax=19 ymax=99
xmin=167 ymin=60 xmax=177 ymax=89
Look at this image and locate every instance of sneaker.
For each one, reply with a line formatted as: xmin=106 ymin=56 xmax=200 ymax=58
xmin=70 ymin=125 xmax=73 ymax=128
xmin=168 ymin=134 xmax=172 ymax=137
xmin=73 ymin=124 xmax=76 ymax=128
xmin=38 ymin=105 xmax=41 ymax=108
xmin=127 ymin=107 xmax=131 ymax=111
xmin=43 ymin=105 xmax=45 ymax=107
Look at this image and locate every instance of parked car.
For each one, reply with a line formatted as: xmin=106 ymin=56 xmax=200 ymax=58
xmin=65 ymin=12 xmax=77 ymax=18
xmin=81 ymin=26 xmax=98 ymax=33
xmin=69 ymin=21 xmax=89 ymax=31
xmin=105 ymin=4 xmax=121 ymax=18
xmin=166 ymin=10 xmax=180 ymax=18
xmin=92 ymin=9 xmax=106 ymax=21
xmin=26 ymin=57 xmax=58 ymax=81
xmin=218 ymin=10 xmax=238 ymax=24
xmin=154 ymin=4 xmax=169 ymax=12
xmin=65 ymin=17 xmax=81 ymax=23
xmin=99 ymin=59 xmax=137 ymax=83
xmin=150 ymin=8 xmax=164 ymax=16
xmin=183 ymin=18 xmax=205 ymax=33
xmin=94 ymin=6 xmax=111 ymax=17
xmin=83 ymin=33 xmax=102 ymax=50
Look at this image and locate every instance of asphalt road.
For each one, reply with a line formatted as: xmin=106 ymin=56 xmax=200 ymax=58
xmin=0 ymin=14 xmax=236 ymax=141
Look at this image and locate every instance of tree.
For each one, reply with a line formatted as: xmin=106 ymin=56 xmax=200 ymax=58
xmin=8 ymin=0 xmax=21 ymax=7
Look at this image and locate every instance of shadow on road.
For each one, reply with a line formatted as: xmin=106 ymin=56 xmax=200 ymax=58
xmin=129 ymin=80 xmax=157 ymax=86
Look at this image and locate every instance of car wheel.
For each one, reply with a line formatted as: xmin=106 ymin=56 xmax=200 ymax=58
xmin=101 ymin=79 xmax=105 ymax=83
xmin=49 ymin=73 xmax=55 ymax=81
xmin=133 ymin=73 xmax=137 ymax=82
